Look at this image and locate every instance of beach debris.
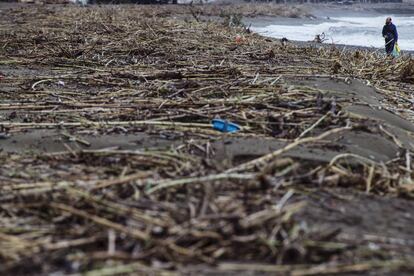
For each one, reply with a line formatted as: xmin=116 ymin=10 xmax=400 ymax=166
xmin=399 ymin=59 xmax=414 ymax=83
xmin=1 ymin=4 xmax=414 ymax=275
xmin=332 ymin=60 xmax=342 ymax=74
xmin=330 ymin=96 xmax=337 ymax=114
xmin=244 ymin=23 xmax=252 ymax=34
xmin=313 ymin=32 xmax=327 ymax=43
xmin=281 ymin=37 xmax=289 ymax=46
xmin=223 ymin=13 xmax=244 ymax=28
xmin=0 ymin=126 xmax=10 ymax=139
xmin=61 ymin=132 xmax=91 ymax=147
xmin=235 ymin=34 xmax=244 ymax=44
xmin=212 ymin=119 xmax=241 ymax=133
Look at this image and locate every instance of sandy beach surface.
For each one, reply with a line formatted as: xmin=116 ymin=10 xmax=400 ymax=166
xmin=1 ymin=2 xmax=414 ymax=275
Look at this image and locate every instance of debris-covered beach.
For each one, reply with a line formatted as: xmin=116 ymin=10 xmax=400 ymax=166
xmin=1 ymin=3 xmax=414 ymax=275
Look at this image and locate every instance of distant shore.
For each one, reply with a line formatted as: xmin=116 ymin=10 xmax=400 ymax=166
xmin=307 ymin=2 xmax=414 ymax=17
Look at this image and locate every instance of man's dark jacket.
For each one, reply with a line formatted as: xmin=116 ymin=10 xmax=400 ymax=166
xmin=382 ymin=23 xmax=398 ymax=42
xmin=382 ymin=23 xmax=398 ymax=54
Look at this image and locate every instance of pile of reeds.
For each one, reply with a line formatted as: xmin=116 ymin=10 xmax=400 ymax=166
xmin=398 ymin=58 xmax=414 ymax=84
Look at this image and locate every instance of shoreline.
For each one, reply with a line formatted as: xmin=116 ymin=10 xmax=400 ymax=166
xmin=253 ymin=32 xmax=414 ymax=55
xmin=275 ymin=37 xmax=413 ymax=55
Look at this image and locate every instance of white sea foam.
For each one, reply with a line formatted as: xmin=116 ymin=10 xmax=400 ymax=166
xmin=252 ymin=15 xmax=414 ymax=51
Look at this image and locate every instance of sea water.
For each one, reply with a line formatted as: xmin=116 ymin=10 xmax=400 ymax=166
xmin=252 ymin=15 xmax=414 ymax=51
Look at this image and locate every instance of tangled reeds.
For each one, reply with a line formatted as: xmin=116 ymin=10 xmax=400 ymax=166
xmin=1 ymin=4 xmax=414 ymax=275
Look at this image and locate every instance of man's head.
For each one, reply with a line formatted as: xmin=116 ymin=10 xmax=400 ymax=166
xmin=386 ymin=17 xmax=392 ymax=25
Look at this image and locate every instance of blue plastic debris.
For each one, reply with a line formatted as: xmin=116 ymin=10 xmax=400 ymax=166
xmin=211 ymin=119 xmax=241 ymax=133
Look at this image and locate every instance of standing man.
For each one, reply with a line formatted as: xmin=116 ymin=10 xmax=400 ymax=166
xmin=382 ymin=17 xmax=398 ymax=55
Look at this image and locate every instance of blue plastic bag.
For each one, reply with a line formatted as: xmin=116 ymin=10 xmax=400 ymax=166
xmin=211 ymin=119 xmax=241 ymax=133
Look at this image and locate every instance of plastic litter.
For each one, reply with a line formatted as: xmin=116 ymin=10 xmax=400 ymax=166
xmin=211 ymin=119 xmax=241 ymax=133
xmin=393 ymin=42 xmax=401 ymax=58
xmin=235 ymin=34 xmax=244 ymax=44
